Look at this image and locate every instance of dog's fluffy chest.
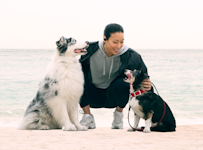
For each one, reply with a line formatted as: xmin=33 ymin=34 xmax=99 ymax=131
xmin=45 ymin=60 xmax=84 ymax=98
xmin=129 ymin=97 xmax=145 ymax=118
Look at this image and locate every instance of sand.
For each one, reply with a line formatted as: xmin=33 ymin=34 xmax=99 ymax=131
xmin=0 ymin=125 xmax=203 ymax=150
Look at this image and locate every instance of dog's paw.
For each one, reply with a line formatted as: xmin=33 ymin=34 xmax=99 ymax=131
xmin=77 ymin=125 xmax=88 ymax=131
xmin=143 ymin=128 xmax=151 ymax=133
xmin=39 ymin=125 xmax=50 ymax=130
xmin=63 ymin=124 xmax=77 ymax=131
xmin=28 ymin=123 xmax=39 ymax=130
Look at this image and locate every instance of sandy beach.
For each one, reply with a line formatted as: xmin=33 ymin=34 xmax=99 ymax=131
xmin=0 ymin=125 xmax=202 ymax=150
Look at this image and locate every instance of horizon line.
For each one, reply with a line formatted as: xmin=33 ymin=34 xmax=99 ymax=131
xmin=1 ymin=48 xmax=203 ymax=50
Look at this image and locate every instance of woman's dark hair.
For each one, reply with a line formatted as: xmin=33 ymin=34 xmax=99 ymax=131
xmin=104 ymin=23 xmax=124 ymax=40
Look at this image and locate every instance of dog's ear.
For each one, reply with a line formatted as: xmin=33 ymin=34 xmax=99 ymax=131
xmin=140 ymin=67 xmax=145 ymax=77
xmin=56 ymin=36 xmax=68 ymax=55
xmin=56 ymin=36 xmax=65 ymax=46
xmin=138 ymin=67 xmax=147 ymax=81
xmin=140 ymin=67 xmax=145 ymax=73
xmin=144 ymin=73 xmax=149 ymax=79
xmin=61 ymin=36 xmax=65 ymax=41
xmin=140 ymin=67 xmax=149 ymax=80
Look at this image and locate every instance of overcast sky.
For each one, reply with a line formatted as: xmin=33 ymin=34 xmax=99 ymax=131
xmin=0 ymin=0 xmax=203 ymax=49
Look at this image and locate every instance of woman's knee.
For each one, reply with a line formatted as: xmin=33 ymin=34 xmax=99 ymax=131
xmin=106 ymin=78 xmax=129 ymax=108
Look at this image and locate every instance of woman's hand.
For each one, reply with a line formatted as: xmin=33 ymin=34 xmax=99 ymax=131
xmin=141 ymin=78 xmax=151 ymax=91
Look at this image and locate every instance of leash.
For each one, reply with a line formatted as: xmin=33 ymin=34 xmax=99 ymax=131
xmin=128 ymin=82 xmax=166 ymax=131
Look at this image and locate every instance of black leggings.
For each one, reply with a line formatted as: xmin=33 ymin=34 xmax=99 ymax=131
xmin=80 ymin=77 xmax=129 ymax=108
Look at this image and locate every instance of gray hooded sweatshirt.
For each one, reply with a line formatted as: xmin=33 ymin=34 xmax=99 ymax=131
xmin=90 ymin=41 xmax=129 ymax=89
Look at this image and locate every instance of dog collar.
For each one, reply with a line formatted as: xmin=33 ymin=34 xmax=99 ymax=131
xmin=129 ymin=83 xmax=146 ymax=97
xmin=130 ymin=90 xmax=146 ymax=97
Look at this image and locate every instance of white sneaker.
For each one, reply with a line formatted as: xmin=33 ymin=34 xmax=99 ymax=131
xmin=111 ymin=110 xmax=124 ymax=129
xmin=80 ymin=114 xmax=96 ymax=129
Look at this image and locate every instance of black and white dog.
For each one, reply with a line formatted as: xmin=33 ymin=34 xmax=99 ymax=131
xmin=18 ymin=37 xmax=88 ymax=131
xmin=124 ymin=69 xmax=176 ymax=132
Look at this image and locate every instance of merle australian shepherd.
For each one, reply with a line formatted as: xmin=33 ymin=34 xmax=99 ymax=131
xmin=124 ymin=69 xmax=176 ymax=132
xmin=18 ymin=37 xmax=88 ymax=131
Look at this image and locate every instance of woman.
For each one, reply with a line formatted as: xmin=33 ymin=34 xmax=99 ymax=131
xmin=79 ymin=23 xmax=152 ymax=129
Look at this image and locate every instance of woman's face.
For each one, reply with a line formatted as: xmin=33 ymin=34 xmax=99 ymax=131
xmin=104 ymin=32 xmax=124 ymax=57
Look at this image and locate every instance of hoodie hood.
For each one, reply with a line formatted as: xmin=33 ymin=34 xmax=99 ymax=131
xmin=89 ymin=41 xmax=129 ymax=89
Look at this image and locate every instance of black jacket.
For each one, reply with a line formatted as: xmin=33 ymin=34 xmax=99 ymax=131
xmin=79 ymin=41 xmax=148 ymax=82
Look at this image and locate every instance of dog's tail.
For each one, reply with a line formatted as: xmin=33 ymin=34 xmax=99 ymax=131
xmin=18 ymin=113 xmax=40 ymax=130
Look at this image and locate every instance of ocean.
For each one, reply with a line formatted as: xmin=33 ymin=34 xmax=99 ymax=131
xmin=0 ymin=49 xmax=203 ymax=127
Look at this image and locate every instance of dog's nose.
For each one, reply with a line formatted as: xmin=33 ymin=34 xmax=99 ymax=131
xmin=85 ymin=41 xmax=89 ymax=45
